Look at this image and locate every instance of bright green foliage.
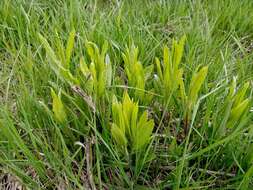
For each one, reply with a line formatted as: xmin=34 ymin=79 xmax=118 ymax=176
xmin=38 ymin=31 xmax=79 ymax=85
xmin=155 ymin=36 xmax=208 ymax=120
xmin=40 ymin=30 xmax=112 ymax=99
xmin=179 ymin=66 xmax=209 ymax=120
xmin=1 ymin=1 xmax=253 ymax=189
xmin=65 ymin=30 xmax=76 ymax=69
xmin=111 ymin=123 xmax=127 ymax=147
xmin=81 ymin=41 xmax=112 ymax=98
xmin=111 ymin=92 xmax=154 ymax=152
xmin=51 ymin=88 xmax=67 ymax=124
xmin=122 ymin=44 xmax=153 ymax=103
xmin=154 ymin=35 xmax=186 ymax=100
xmin=79 ymin=56 xmax=94 ymax=93
xmin=227 ymin=80 xmax=250 ymax=121
xmin=54 ymin=29 xmax=76 ymax=69
xmin=187 ymin=67 xmax=208 ymax=109
xmin=227 ymin=98 xmax=249 ymax=127
xmin=216 ymin=80 xmax=251 ymax=137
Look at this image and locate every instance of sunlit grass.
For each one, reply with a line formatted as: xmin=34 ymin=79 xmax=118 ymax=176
xmin=0 ymin=0 xmax=253 ymax=189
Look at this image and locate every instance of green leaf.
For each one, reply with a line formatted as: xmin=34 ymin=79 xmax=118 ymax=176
xmin=228 ymin=77 xmax=237 ymax=99
xmin=163 ymin=45 xmax=171 ymax=91
xmin=144 ymin=65 xmax=154 ymax=81
xmin=39 ymin=33 xmax=79 ymax=85
xmin=38 ymin=33 xmax=59 ymax=66
xmin=227 ymin=98 xmax=250 ymax=128
xmin=111 ymin=92 xmax=154 ymax=153
xmin=155 ymin=57 xmax=163 ymax=81
xmin=102 ymin=40 xmax=108 ymax=58
xmin=174 ymin=35 xmax=186 ymax=68
xmin=163 ymin=45 xmax=170 ymax=69
xmin=122 ymin=92 xmax=134 ymax=136
xmin=188 ymin=66 xmax=208 ymax=109
xmin=112 ymin=95 xmax=125 ymax=133
xmin=59 ymin=66 xmax=79 ymax=85
xmin=122 ymin=44 xmax=152 ymax=103
xmin=55 ymin=32 xmax=66 ymax=66
xmin=84 ymin=41 xmax=110 ymax=98
xmin=65 ymin=29 xmax=76 ymax=68
xmin=130 ymin=101 xmax=139 ymax=139
xmin=80 ymin=57 xmax=93 ymax=92
xmin=105 ymin=54 xmax=112 ymax=86
xmin=111 ymin=123 xmax=127 ymax=148
xmin=178 ymin=69 xmax=187 ymax=104
xmin=80 ymin=56 xmax=90 ymax=76
xmin=134 ymin=111 xmax=154 ymax=151
xmin=233 ymin=82 xmax=249 ymax=107
xmin=51 ymin=88 xmax=67 ymax=124
xmin=85 ymin=41 xmax=95 ymax=61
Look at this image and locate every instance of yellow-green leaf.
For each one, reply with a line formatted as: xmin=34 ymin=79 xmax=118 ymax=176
xmin=51 ymin=88 xmax=67 ymax=124
xmin=155 ymin=57 xmax=163 ymax=81
xmin=227 ymin=98 xmax=250 ymax=128
xmin=65 ymin=29 xmax=76 ymax=68
xmin=234 ymin=82 xmax=249 ymax=107
xmin=38 ymin=33 xmax=59 ymax=66
xmin=174 ymin=35 xmax=186 ymax=68
xmin=188 ymin=66 xmax=208 ymax=108
xmin=111 ymin=123 xmax=127 ymax=148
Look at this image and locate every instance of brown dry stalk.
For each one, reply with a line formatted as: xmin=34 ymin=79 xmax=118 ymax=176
xmin=71 ymin=85 xmax=96 ymax=112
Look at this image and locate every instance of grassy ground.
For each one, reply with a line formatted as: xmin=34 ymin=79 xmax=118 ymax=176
xmin=1 ymin=0 xmax=253 ymax=189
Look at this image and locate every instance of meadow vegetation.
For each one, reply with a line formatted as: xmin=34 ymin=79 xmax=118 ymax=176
xmin=1 ymin=0 xmax=253 ymax=189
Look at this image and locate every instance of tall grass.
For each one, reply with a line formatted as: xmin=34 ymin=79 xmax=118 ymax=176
xmin=1 ymin=0 xmax=253 ymax=189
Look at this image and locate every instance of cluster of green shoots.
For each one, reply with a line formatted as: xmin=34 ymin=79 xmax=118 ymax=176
xmin=38 ymin=31 xmax=251 ymax=184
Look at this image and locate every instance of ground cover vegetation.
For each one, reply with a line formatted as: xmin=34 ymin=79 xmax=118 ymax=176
xmin=1 ymin=0 xmax=253 ymax=189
